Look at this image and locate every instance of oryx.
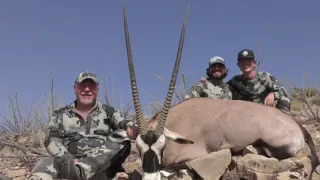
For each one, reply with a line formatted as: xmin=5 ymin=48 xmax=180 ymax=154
xmin=121 ymin=2 xmax=320 ymax=180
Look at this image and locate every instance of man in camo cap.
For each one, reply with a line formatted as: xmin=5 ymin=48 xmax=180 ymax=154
xmin=185 ymin=56 xmax=232 ymax=100
xmin=27 ymin=71 xmax=138 ymax=180
xmin=227 ymin=48 xmax=291 ymax=114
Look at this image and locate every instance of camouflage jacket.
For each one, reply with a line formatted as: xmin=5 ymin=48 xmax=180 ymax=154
xmin=185 ymin=78 xmax=232 ymax=100
xmin=227 ymin=71 xmax=290 ymax=104
xmin=44 ymin=100 xmax=133 ymax=158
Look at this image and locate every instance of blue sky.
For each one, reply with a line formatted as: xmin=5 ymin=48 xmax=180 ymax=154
xmin=0 ymin=0 xmax=319 ymax=117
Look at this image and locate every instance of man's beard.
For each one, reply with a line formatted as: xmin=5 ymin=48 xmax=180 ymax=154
xmin=211 ymin=72 xmax=227 ymax=80
xmin=80 ymin=98 xmax=95 ymax=105
xmin=77 ymin=94 xmax=96 ymax=105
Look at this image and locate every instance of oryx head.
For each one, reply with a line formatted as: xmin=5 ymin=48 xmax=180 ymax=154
xmin=122 ymin=1 xmax=192 ymax=180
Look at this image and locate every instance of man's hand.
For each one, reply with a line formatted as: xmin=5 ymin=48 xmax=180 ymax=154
xmin=74 ymin=159 xmax=79 ymax=164
xmin=199 ymin=77 xmax=206 ymax=82
xmin=126 ymin=126 xmax=139 ymax=140
xmin=264 ymin=93 xmax=275 ymax=106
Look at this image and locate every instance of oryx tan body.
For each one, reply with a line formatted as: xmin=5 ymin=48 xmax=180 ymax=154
xmin=147 ymin=97 xmax=305 ymax=167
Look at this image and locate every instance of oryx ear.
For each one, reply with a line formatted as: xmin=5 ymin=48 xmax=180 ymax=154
xmin=164 ymin=128 xmax=194 ymax=144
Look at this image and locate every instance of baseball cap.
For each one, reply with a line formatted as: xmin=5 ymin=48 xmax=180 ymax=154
xmin=75 ymin=71 xmax=99 ymax=84
xmin=209 ymin=56 xmax=225 ymax=66
xmin=237 ymin=49 xmax=255 ymax=60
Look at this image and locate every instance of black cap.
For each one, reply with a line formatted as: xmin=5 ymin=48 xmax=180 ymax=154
xmin=237 ymin=49 xmax=255 ymax=60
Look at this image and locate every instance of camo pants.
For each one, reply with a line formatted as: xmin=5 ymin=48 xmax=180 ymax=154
xmin=27 ymin=140 xmax=131 ymax=180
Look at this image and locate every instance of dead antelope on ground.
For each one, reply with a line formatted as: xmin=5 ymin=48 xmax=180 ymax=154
xmin=121 ymin=2 xmax=320 ymax=180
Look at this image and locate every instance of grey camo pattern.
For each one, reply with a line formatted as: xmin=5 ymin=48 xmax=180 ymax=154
xmin=27 ymin=100 xmax=133 ymax=180
xmin=185 ymin=79 xmax=232 ymax=100
xmin=227 ymin=71 xmax=291 ymax=114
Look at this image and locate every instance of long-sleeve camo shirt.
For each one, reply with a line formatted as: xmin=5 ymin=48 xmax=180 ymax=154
xmin=44 ymin=100 xmax=133 ymax=158
xmin=227 ymin=71 xmax=291 ymax=113
xmin=184 ymin=78 xmax=232 ymax=100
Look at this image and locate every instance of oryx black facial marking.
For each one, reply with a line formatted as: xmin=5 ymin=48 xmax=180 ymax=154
xmin=139 ymin=131 xmax=166 ymax=173
xmin=135 ymin=132 xmax=166 ymax=180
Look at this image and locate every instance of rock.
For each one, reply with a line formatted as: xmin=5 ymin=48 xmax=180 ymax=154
xmin=294 ymin=156 xmax=320 ymax=180
xmin=242 ymin=145 xmax=259 ymax=155
xmin=186 ymin=149 xmax=232 ymax=180
xmin=0 ymin=176 xmax=13 ymax=180
xmin=276 ymin=171 xmax=303 ymax=180
xmin=294 ymin=156 xmax=312 ymax=178
xmin=5 ymin=169 xmax=27 ymax=178
xmin=233 ymin=154 xmax=296 ymax=180
xmin=310 ymin=172 xmax=320 ymax=180
xmin=12 ymin=177 xmax=26 ymax=180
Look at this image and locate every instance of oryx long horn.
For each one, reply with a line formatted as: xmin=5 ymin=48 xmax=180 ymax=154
xmin=122 ymin=1 xmax=147 ymax=135
xmin=155 ymin=5 xmax=190 ymax=136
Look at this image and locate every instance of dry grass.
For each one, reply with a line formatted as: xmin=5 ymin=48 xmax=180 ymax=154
xmin=148 ymin=72 xmax=191 ymax=115
xmin=288 ymin=74 xmax=320 ymax=122
xmin=0 ymin=74 xmax=62 ymax=135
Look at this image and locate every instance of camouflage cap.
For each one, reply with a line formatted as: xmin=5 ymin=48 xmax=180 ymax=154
xmin=237 ymin=49 xmax=255 ymax=60
xmin=75 ymin=71 xmax=99 ymax=84
xmin=209 ymin=56 xmax=225 ymax=66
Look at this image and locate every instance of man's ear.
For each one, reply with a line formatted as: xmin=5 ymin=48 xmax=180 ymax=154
xmin=252 ymin=60 xmax=256 ymax=68
xmin=206 ymin=67 xmax=211 ymax=77
xmin=224 ymin=68 xmax=228 ymax=77
xmin=222 ymin=65 xmax=227 ymax=72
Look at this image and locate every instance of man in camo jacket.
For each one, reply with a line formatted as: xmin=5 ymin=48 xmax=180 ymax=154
xmin=227 ymin=49 xmax=291 ymax=114
xmin=184 ymin=56 xmax=232 ymax=100
xmin=27 ymin=71 xmax=138 ymax=180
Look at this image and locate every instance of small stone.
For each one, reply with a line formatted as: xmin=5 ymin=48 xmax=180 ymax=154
xmin=243 ymin=145 xmax=259 ymax=155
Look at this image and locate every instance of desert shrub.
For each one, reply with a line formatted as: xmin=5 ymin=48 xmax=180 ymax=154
xmin=289 ymin=85 xmax=320 ymax=122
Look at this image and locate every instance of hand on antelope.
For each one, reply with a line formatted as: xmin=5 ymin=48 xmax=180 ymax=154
xmin=264 ymin=92 xmax=275 ymax=106
xmin=126 ymin=126 xmax=139 ymax=140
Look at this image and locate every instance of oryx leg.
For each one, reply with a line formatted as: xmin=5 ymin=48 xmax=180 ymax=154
xmin=160 ymin=162 xmax=189 ymax=178
xmin=258 ymin=136 xmax=305 ymax=160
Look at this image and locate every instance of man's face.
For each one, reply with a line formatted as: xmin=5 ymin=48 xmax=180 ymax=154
xmin=237 ymin=58 xmax=256 ymax=73
xmin=74 ymin=79 xmax=98 ymax=105
xmin=209 ymin=63 xmax=226 ymax=78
